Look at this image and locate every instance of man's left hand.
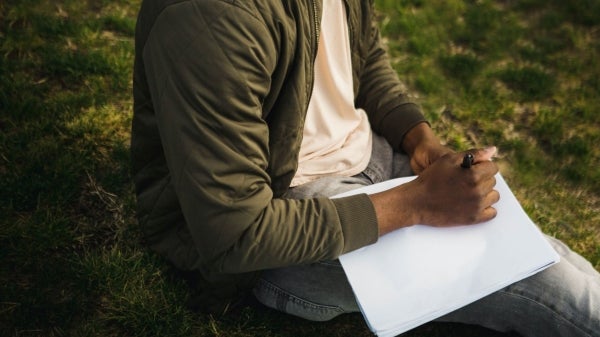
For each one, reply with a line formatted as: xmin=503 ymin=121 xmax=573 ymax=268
xmin=410 ymin=140 xmax=453 ymax=174
xmin=401 ymin=122 xmax=453 ymax=174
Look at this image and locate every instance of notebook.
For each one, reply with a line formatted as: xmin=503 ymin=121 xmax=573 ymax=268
xmin=335 ymin=174 xmax=560 ymax=337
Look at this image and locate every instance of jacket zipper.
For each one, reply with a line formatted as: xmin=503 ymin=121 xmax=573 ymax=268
xmin=312 ymin=0 xmax=320 ymax=52
xmin=306 ymin=0 xmax=320 ymax=105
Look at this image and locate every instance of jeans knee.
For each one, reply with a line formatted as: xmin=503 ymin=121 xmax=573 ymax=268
xmin=253 ymin=279 xmax=345 ymax=322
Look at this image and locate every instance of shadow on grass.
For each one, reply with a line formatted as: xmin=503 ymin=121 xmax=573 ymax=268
xmin=197 ymin=297 xmax=518 ymax=337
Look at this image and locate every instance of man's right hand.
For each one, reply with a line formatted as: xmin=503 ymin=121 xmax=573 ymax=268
xmin=370 ymin=147 xmax=500 ymax=236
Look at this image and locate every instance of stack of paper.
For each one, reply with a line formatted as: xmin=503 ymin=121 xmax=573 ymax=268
xmin=335 ymin=174 xmax=559 ymax=337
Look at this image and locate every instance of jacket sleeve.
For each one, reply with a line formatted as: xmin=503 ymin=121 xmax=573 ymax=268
xmin=141 ymin=2 xmax=378 ymax=274
xmin=355 ymin=4 xmax=427 ymax=151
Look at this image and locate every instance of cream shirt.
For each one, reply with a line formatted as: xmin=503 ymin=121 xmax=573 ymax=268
xmin=291 ymin=0 xmax=373 ymax=187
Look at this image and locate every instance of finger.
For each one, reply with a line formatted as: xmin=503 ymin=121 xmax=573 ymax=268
xmin=482 ymin=189 xmax=500 ymax=208
xmin=471 ymin=159 xmax=499 ymax=179
xmin=464 ymin=190 xmax=499 ymax=225
xmin=463 ymin=204 xmax=498 ymax=225
xmin=467 ymin=176 xmax=496 ymax=198
xmin=472 ymin=146 xmax=497 ymax=164
xmin=479 ymin=206 xmax=498 ymax=223
xmin=433 ymin=147 xmax=455 ymax=162
xmin=479 ymin=174 xmax=497 ymax=192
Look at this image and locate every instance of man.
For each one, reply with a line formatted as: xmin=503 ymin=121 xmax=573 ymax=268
xmin=131 ymin=0 xmax=600 ymax=336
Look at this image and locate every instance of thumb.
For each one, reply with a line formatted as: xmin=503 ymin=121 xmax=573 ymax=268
xmin=473 ymin=146 xmax=497 ymax=163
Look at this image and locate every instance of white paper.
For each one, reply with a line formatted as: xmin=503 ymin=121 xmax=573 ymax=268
xmin=335 ymin=174 xmax=559 ymax=337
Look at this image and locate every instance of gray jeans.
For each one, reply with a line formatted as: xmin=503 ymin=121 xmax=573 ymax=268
xmin=253 ymin=134 xmax=600 ymax=337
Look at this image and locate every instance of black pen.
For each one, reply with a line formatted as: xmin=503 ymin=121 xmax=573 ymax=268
xmin=461 ymin=153 xmax=474 ymax=169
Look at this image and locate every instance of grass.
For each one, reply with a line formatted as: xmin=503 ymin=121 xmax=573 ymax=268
xmin=1 ymin=0 xmax=598 ymax=336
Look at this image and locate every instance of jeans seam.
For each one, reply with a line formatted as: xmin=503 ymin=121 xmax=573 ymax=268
xmin=255 ymin=279 xmax=345 ymax=313
xmin=499 ymin=289 xmax=594 ymax=337
xmin=361 ymin=166 xmax=380 ymax=184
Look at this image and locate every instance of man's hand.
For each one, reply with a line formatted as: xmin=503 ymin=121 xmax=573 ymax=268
xmin=401 ymin=122 xmax=453 ymax=174
xmin=370 ymin=147 xmax=500 ymax=235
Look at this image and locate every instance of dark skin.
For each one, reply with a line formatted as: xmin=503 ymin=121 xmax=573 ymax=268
xmin=370 ymin=122 xmax=500 ymax=235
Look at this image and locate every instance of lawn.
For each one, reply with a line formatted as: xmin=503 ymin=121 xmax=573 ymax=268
xmin=1 ymin=0 xmax=598 ymax=336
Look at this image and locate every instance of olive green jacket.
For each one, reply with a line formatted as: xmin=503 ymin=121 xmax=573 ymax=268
xmin=132 ymin=0 xmax=425 ymax=308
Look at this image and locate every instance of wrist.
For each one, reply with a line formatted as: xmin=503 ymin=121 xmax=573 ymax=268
xmin=370 ymin=182 xmax=418 ymax=236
